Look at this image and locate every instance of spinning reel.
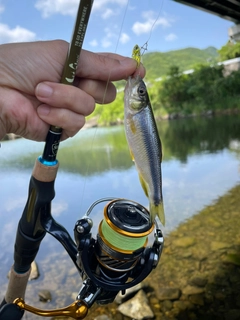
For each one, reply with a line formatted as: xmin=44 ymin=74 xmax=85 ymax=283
xmin=74 ymin=198 xmax=164 ymax=306
xmin=1 ymin=198 xmax=163 ymax=319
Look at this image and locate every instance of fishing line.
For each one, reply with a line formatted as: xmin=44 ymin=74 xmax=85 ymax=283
xmin=135 ymin=0 xmax=165 ymax=67
xmin=146 ymin=0 xmax=165 ymax=46
xmin=78 ymin=0 xmax=130 ymax=216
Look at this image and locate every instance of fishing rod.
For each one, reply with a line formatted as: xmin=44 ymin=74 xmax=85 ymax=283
xmin=0 ymin=0 xmax=164 ymax=318
xmin=0 ymin=0 xmax=94 ymax=318
xmin=42 ymin=0 xmax=94 ymax=164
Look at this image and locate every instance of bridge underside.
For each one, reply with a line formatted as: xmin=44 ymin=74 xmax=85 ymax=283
xmin=174 ymin=0 xmax=240 ymax=23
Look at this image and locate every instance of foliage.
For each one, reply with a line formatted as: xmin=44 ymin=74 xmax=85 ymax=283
xmin=93 ymin=90 xmax=125 ymax=126
xmin=157 ymin=64 xmax=240 ymax=114
xmin=158 ymin=66 xmax=191 ymax=111
xmin=88 ymin=46 xmax=240 ymax=125
xmin=218 ymin=41 xmax=240 ymax=61
xmin=142 ymin=46 xmax=218 ymax=79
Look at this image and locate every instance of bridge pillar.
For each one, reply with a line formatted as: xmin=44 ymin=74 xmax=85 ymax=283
xmin=229 ymin=24 xmax=240 ymax=42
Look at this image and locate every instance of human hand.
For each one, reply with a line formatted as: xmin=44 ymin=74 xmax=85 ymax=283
xmin=0 ymin=40 xmax=145 ymax=141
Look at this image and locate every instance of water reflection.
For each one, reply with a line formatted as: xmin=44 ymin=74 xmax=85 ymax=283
xmin=0 ymin=114 xmax=240 ymax=310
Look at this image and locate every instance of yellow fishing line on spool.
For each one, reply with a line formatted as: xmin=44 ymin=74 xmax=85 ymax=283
xmin=95 ymin=199 xmax=154 ymax=272
xmin=99 ymin=219 xmax=148 ymax=253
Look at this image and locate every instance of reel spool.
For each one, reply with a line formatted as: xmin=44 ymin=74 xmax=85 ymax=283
xmin=96 ymin=199 xmax=154 ymax=273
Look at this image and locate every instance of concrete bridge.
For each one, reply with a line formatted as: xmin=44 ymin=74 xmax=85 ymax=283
xmin=174 ymin=0 xmax=240 ymax=41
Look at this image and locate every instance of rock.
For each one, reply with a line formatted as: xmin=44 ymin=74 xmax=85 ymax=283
xmin=214 ymin=292 xmax=226 ymax=301
xmin=38 ymin=290 xmax=52 ymax=302
xmin=182 ymin=285 xmax=205 ymax=295
xmin=222 ymin=253 xmax=240 ymax=266
xmin=189 ymin=294 xmax=204 ymax=306
xmin=173 ymin=300 xmax=188 ymax=311
xmin=118 ymin=290 xmax=154 ymax=320
xmin=188 ymin=275 xmax=208 ymax=287
xmin=115 ymin=282 xmax=147 ymax=304
xmin=224 ymin=309 xmax=240 ymax=320
xmin=210 ymin=241 xmax=232 ymax=251
xmin=94 ymin=315 xmax=112 ymax=320
xmin=149 ymin=296 xmax=159 ymax=305
xmin=29 ymin=261 xmax=40 ymax=280
xmin=156 ymin=287 xmax=181 ymax=301
xmin=182 ymin=250 xmax=193 ymax=258
xmin=172 ymin=237 xmax=196 ymax=248
xmin=161 ymin=300 xmax=173 ymax=311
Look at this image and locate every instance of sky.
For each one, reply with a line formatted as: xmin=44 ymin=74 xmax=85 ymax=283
xmin=0 ymin=0 xmax=235 ymax=56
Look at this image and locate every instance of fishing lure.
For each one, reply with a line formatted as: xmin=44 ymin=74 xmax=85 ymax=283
xmin=132 ymin=44 xmax=141 ymax=67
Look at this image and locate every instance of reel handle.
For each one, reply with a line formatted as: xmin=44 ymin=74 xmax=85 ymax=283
xmin=13 ymin=298 xmax=88 ymax=319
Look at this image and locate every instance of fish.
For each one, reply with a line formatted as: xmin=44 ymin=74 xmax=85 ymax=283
xmin=124 ymin=75 xmax=165 ymax=225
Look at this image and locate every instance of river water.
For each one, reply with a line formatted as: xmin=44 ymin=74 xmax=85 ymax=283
xmin=0 ymin=113 xmax=240 ymax=316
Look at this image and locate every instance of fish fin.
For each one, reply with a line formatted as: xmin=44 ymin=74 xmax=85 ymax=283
xmin=138 ymin=173 xmax=149 ymax=198
xmin=129 ymin=148 xmax=135 ymax=162
xmin=129 ymin=118 xmax=137 ymax=134
xmin=150 ymin=202 xmax=165 ymax=226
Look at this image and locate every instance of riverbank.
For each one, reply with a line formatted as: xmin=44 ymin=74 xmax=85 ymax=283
xmin=84 ymin=183 xmax=240 ymax=320
xmin=87 ymin=107 xmax=240 ymax=128
xmin=3 ymin=108 xmax=240 ymax=142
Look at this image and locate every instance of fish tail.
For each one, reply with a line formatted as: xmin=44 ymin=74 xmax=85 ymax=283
xmin=150 ymin=201 xmax=165 ymax=226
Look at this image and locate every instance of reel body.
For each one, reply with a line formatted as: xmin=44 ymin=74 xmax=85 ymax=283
xmin=74 ymin=198 xmax=164 ymax=306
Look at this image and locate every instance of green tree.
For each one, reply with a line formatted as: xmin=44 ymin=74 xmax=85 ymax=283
xmin=159 ymin=66 xmax=191 ymax=111
xmin=218 ymin=41 xmax=240 ymax=61
xmin=186 ymin=64 xmax=224 ymax=107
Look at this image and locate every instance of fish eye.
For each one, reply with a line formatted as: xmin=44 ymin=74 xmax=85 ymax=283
xmin=138 ymin=85 xmax=146 ymax=97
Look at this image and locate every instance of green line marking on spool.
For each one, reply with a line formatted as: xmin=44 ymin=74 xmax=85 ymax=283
xmin=101 ymin=219 xmax=147 ymax=251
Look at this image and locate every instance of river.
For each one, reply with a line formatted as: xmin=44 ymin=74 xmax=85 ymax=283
xmin=0 ymin=113 xmax=240 ymax=318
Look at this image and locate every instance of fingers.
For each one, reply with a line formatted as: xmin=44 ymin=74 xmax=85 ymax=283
xmin=37 ymin=104 xmax=86 ymax=139
xmin=36 ymin=82 xmax=95 ymax=115
xmin=77 ymin=50 xmax=146 ymax=81
xmin=35 ymin=82 xmax=95 ymax=139
xmin=76 ymin=79 xmax=116 ymax=104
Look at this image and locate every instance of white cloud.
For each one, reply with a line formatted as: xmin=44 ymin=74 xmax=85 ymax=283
xmin=52 ymin=201 xmax=68 ymax=217
xmin=92 ymin=0 xmax=128 ymax=11
xmin=0 ymin=24 xmax=36 ymax=44
xmin=89 ymin=39 xmax=98 ymax=47
xmin=132 ymin=11 xmax=172 ymax=36
xmin=120 ymin=32 xmax=130 ymax=44
xmin=35 ymin=0 xmax=128 ymax=18
xmin=35 ymin=0 xmax=79 ymax=18
xmin=165 ymin=33 xmax=177 ymax=42
xmin=101 ymin=8 xmax=114 ymax=19
xmin=101 ymin=38 xmax=112 ymax=48
xmin=104 ymin=27 xmax=116 ymax=39
xmin=4 ymin=196 xmax=25 ymax=212
xmin=100 ymin=26 xmax=118 ymax=48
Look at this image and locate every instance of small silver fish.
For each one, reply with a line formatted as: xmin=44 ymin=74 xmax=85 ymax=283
xmin=124 ymin=76 xmax=165 ymax=225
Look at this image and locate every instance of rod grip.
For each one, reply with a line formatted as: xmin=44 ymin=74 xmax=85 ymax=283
xmin=32 ymin=158 xmax=59 ymax=182
xmin=4 ymin=266 xmax=31 ymax=303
